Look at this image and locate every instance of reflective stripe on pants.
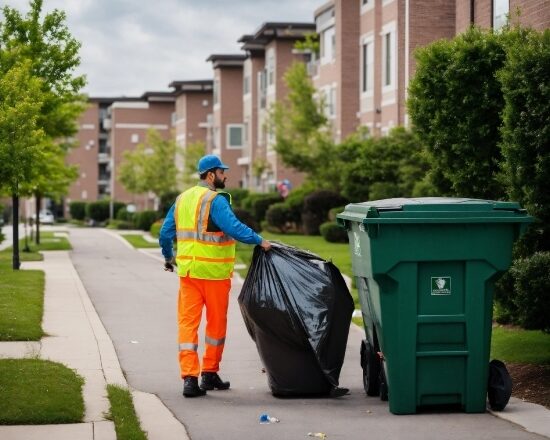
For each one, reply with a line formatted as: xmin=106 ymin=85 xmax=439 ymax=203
xmin=178 ymin=275 xmax=231 ymax=377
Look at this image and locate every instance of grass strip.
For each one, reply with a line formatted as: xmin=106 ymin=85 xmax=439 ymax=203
xmin=0 ymin=359 xmax=84 ymax=425
xmin=491 ymin=325 xmax=550 ymax=364
xmin=0 ymin=257 xmax=44 ymax=341
xmin=120 ymin=234 xmax=158 ymax=249
xmin=106 ymin=384 xmax=148 ymax=440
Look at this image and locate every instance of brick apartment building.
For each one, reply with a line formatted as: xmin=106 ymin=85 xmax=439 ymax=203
xmin=238 ymin=22 xmax=316 ymax=192
xmin=205 ymin=54 xmax=247 ymax=189
xmin=57 ymin=0 xmax=548 ymax=217
xmin=169 ymin=80 xmax=213 ymax=173
xmin=65 ymin=92 xmax=175 ymax=214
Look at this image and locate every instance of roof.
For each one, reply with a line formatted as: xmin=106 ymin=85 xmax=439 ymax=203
xmin=252 ymin=22 xmax=316 ymax=41
xmin=169 ymin=79 xmax=213 ymax=94
xmin=206 ymin=54 xmax=247 ymax=68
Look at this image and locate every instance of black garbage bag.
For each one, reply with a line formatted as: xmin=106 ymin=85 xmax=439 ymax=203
xmin=488 ymin=359 xmax=513 ymax=411
xmin=238 ymin=242 xmax=354 ymax=396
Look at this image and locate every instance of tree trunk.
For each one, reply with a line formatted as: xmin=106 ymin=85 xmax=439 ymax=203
xmin=12 ymin=194 xmax=20 ymax=270
xmin=35 ymin=193 xmax=41 ymax=245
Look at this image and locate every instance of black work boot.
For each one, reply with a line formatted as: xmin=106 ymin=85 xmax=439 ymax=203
xmin=200 ymin=372 xmax=230 ymax=390
xmin=183 ymin=376 xmax=207 ymax=397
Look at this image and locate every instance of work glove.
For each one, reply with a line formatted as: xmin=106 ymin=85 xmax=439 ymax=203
xmin=164 ymin=257 xmax=176 ymax=272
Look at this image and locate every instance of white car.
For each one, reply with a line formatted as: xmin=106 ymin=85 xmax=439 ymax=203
xmin=39 ymin=210 xmax=55 ymax=225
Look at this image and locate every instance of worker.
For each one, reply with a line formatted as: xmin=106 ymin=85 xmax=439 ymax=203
xmin=159 ymin=154 xmax=271 ymax=397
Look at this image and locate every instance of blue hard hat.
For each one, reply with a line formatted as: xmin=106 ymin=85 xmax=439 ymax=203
xmin=197 ymin=155 xmax=229 ymax=174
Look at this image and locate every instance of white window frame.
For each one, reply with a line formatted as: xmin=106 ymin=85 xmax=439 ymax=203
xmin=361 ymin=33 xmax=374 ymax=96
xmin=360 ymin=0 xmax=374 ymax=14
xmin=320 ymin=26 xmax=336 ymax=65
xmin=266 ymin=49 xmax=275 ymax=87
xmin=381 ymin=21 xmax=397 ymax=93
xmin=492 ymin=0 xmax=509 ymax=30
xmin=226 ymin=124 xmax=244 ymax=149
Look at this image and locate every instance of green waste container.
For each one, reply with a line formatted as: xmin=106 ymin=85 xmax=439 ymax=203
xmin=336 ymin=197 xmax=533 ymax=415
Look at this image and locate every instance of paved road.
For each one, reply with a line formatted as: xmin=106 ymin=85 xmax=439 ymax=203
xmin=69 ymin=228 xmax=541 ymax=440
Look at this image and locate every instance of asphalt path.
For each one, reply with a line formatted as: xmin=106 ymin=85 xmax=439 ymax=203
xmin=69 ymin=228 xmax=541 ymax=440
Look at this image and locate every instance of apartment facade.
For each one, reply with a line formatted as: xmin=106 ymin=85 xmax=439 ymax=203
xmin=456 ymin=0 xmax=550 ymax=32
xmin=206 ymin=54 xmax=247 ymax=189
xmin=65 ymin=92 xmax=175 ymax=213
xmin=169 ymin=80 xmax=213 ymax=175
xmin=238 ymin=22 xmax=316 ymax=192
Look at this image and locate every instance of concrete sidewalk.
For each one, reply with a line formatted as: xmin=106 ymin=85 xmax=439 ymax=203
xmin=0 ymin=251 xmax=189 ymax=440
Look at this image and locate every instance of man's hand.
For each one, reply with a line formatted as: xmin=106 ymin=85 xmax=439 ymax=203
xmin=164 ymin=257 xmax=176 ymax=272
xmin=260 ymin=239 xmax=272 ymax=251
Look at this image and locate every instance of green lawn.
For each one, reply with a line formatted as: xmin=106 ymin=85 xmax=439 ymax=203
xmin=120 ymin=233 xmax=158 ymax=249
xmin=5 ymin=231 xmax=72 ymax=262
xmin=0 ymin=359 xmax=84 ymax=425
xmin=106 ymin=384 xmax=148 ymax=440
xmin=0 ymin=253 xmax=44 ymax=341
xmin=491 ymin=325 xmax=550 ymax=364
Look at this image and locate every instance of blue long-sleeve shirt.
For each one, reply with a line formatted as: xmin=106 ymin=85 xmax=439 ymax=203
xmin=159 ymin=186 xmax=263 ymax=260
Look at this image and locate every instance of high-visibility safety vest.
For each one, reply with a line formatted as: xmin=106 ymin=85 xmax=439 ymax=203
xmin=174 ymin=185 xmax=236 ymax=280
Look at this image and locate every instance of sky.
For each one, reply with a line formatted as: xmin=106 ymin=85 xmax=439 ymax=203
xmin=2 ymin=0 xmax=322 ymax=97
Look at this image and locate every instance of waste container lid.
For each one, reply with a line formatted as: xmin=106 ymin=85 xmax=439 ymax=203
xmin=336 ymin=197 xmax=534 ymax=225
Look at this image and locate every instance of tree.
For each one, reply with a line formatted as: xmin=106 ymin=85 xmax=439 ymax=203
xmin=0 ymin=59 xmax=46 ymax=269
xmin=269 ymin=61 xmax=338 ymax=188
xmin=499 ymin=27 xmax=550 ymax=253
xmin=407 ymin=27 xmax=507 ymax=199
xmin=339 ymin=128 xmax=429 ymax=202
xmin=1 ymin=0 xmax=85 ymax=265
xmin=180 ymin=141 xmax=205 ymax=187
xmin=119 ymin=128 xmax=180 ymax=209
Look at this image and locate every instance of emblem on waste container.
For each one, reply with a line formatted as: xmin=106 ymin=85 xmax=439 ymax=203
xmin=431 ymin=277 xmax=451 ymax=295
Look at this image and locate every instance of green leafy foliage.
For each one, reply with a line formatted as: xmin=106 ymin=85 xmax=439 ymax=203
xmin=499 ymin=27 xmax=550 ymax=252
xmin=134 ymin=210 xmax=160 ymax=231
xmin=339 ymin=128 xmax=429 ymax=202
xmin=119 ymin=128 xmax=180 ymax=201
xmin=69 ymin=201 xmax=86 ymax=220
xmin=408 ymin=27 xmax=507 ymax=199
xmin=302 ymin=190 xmax=348 ymax=235
xmin=320 ymin=221 xmax=348 ymax=243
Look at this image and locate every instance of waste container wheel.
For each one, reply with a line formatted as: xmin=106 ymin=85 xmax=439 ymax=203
xmin=360 ymin=340 xmax=380 ymax=396
xmin=379 ymin=367 xmax=388 ymax=401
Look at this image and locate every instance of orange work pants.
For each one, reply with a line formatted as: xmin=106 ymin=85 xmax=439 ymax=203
xmin=177 ymin=275 xmax=231 ymax=378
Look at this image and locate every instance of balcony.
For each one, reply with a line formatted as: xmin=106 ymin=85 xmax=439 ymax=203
xmin=98 ymin=152 xmax=110 ymax=163
xmin=102 ymin=117 xmax=112 ymax=130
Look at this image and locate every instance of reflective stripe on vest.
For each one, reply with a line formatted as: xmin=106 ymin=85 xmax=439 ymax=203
xmin=175 ymin=186 xmax=236 ymax=279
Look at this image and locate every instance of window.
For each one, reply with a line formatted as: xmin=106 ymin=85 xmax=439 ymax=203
xmin=267 ymin=50 xmax=275 ymax=86
xmin=381 ymin=24 xmax=396 ymax=90
xmin=258 ymin=69 xmax=267 ymax=109
xmin=213 ymin=79 xmax=219 ymax=105
xmin=227 ymin=124 xmax=244 ymax=148
xmin=361 ymin=40 xmax=374 ymax=94
xmin=321 ymin=26 xmax=336 ymax=64
xmin=243 ymin=74 xmax=250 ymax=95
xmin=493 ymin=0 xmax=509 ymax=30
xmin=323 ymin=86 xmax=336 ymax=118
xmin=131 ymin=133 xmax=139 ymax=143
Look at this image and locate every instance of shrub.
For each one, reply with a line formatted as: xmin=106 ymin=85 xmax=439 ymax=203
xmin=116 ymin=208 xmax=135 ymax=222
xmin=242 ymin=193 xmax=283 ymax=222
xmin=320 ymin=221 xmax=348 ymax=243
xmin=134 ymin=210 xmax=160 ymax=231
xmin=328 ymin=206 xmax=347 ymax=222
xmin=509 ymin=252 xmax=550 ymax=333
xmin=150 ymin=220 xmax=163 ymax=238
xmin=233 ymin=208 xmax=261 ymax=233
xmin=69 ymin=201 xmax=87 ymax=220
xmin=86 ymin=201 xmax=110 ymax=222
xmin=266 ymin=202 xmax=292 ymax=233
xmin=229 ymin=188 xmax=249 ymax=209
xmin=302 ymin=190 xmax=349 ymax=235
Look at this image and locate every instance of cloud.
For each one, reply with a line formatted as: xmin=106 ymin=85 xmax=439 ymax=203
xmin=2 ymin=0 xmax=320 ymax=96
